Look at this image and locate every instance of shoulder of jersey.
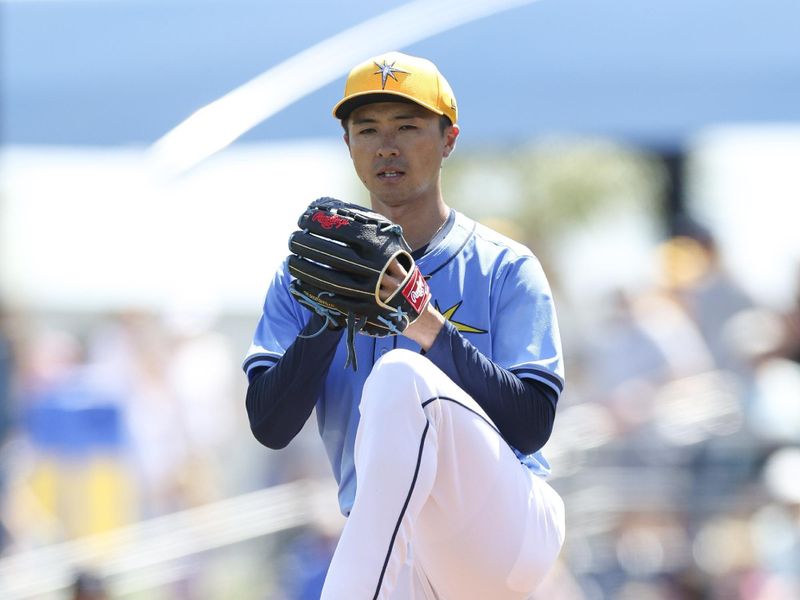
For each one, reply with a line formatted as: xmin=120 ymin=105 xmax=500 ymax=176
xmin=470 ymin=219 xmax=535 ymax=260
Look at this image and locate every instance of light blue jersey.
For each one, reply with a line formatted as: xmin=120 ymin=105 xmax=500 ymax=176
xmin=244 ymin=210 xmax=564 ymax=514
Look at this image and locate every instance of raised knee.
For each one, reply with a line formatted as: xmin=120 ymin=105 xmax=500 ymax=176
xmin=366 ymin=349 xmax=434 ymax=393
xmin=372 ymin=348 xmax=428 ymax=374
xmin=360 ymin=349 xmax=431 ymax=413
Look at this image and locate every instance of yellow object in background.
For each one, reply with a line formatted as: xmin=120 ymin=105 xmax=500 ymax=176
xmin=27 ymin=453 xmax=135 ymax=540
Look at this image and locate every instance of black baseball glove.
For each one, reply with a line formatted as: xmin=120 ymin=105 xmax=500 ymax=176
xmin=287 ymin=197 xmax=431 ymax=370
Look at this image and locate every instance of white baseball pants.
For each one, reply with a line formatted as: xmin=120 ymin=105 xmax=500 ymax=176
xmin=320 ymin=349 xmax=565 ymax=600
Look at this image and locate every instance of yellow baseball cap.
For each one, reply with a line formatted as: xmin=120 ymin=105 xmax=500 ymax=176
xmin=332 ymin=51 xmax=457 ymax=125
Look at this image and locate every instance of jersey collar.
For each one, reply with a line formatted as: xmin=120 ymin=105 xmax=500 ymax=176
xmin=415 ymin=210 xmax=476 ymax=278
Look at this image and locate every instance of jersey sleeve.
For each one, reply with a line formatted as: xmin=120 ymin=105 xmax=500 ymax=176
xmin=242 ymin=258 xmax=310 ymax=377
xmin=492 ymin=255 xmax=565 ymax=397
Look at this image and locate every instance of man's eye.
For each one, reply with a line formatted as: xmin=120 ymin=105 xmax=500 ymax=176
xmin=399 ymin=125 xmax=417 ymax=131
xmin=358 ymin=128 xmax=376 ymax=135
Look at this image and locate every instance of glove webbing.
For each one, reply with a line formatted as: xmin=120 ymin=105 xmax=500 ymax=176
xmin=291 ymin=286 xmax=368 ymax=372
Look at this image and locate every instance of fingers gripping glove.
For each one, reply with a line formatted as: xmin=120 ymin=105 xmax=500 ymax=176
xmin=287 ymin=197 xmax=432 ymax=370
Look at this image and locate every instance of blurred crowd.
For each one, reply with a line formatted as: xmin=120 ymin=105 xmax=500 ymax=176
xmin=0 ymin=309 xmax=241 ymax=536
xmin=0 ymin=214 xmax=799 ymax=599
xmin=537 ymin=216 xmax=800 ymax=600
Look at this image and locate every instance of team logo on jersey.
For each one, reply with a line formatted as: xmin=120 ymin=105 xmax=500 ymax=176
xmin=435 ymin=300 xmax=487 ymax=334
xmin=373 ymin=60 xmax=409 ymax=89
xmin=312 ymin=211 xmax=350 ymax=229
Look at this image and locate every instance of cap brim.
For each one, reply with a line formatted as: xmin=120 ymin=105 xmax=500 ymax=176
xmin=333 ymin=91 xmax=445 ymax=120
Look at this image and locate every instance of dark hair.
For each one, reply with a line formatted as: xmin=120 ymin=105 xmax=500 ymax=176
xmin=341 ymin=114 xmax=452 ymax=134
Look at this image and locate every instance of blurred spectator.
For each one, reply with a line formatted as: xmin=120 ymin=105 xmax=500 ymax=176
xmin=0 ymin=303 xmax=12 ymax=450
xmin=70 ymin=571 xmax=109 ymax=600
xmin=777 ymin=263 xmax=800 ymax=364
xmin=13 ymin=328 xmax=133 ymax=540
xmin=163 ymin=309 xmax=238 ymax=506
xmin=0 ymin=301 xmax=15 ymax=553
xmin=582 ymin=286 xmax=713 ymax=434
xmin=85 ymin=309 xmax=240 ymax=515
xmin=719 ymin=267 xmax=800 ymax=444
xmin=273 ymin=516 xmax=341 ymax=600
xmin=85 ymin=310 xmax=180 ymax=516
xmin=658 ymin=215 xmax=757 ymax=374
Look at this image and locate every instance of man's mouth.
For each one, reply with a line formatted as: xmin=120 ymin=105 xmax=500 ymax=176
xmin=377 ymin=169 xmax=405 ymax=179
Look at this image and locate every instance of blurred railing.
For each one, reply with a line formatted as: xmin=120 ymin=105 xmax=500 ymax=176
xmin=0 ymin=478 xmax=339 ymax=599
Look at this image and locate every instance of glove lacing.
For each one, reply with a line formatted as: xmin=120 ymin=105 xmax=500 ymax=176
xmin=295 ymin=290 xmax=342 ymax=338
xmin=380 ymin=223 xmax=404 ymax=236
xmin=343 ymin=312 xmax=367 ymax=371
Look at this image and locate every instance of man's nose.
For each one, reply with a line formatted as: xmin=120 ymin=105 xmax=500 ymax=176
xmin=377 ymin=135 xmax=400 ymax=158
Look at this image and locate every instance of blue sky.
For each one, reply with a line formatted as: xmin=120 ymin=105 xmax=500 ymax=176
xmin=3 ymin=0 xmax=799 ymax=150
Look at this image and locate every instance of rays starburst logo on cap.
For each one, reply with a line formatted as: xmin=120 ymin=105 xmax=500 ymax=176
xmin=373 ymin=60 xmax=409 ymax=89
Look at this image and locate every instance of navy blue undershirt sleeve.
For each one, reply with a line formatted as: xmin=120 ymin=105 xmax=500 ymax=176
xmin=423 ymin=320 xmax=557 ymax=455
xmin=245 ymin=315 xmax=343 ymax=450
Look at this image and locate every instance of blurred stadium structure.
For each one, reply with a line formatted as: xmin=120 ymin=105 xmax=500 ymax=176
xmin=0 ymin=480 xmax=340 ymax=598
xmin=2 ymin=0 xmax=800 ymax=599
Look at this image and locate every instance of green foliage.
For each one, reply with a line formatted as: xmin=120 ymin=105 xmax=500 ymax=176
xmin=443 ymin=138 xmax=666 ymax=245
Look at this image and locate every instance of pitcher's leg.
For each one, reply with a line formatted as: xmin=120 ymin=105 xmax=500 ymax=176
xmin=322 ymin=349 xmax=565 ymax=599
xmin=400 ymin=357 xmax=565 ymax=598
xmin=415 ymin=457 xmax=564 ymax=599
xmin=321 ymin=350 xmax=440 ymax=600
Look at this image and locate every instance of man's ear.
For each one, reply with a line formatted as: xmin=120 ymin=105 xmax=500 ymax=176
xmin=442 ymin=124 xmax=460 ymax=158
xmin=343 ymin=132 xmax=351 ymax=153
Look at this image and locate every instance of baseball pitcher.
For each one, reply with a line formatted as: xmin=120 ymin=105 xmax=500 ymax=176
xmin=244 ymin=52 xmax=565 ymax=599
